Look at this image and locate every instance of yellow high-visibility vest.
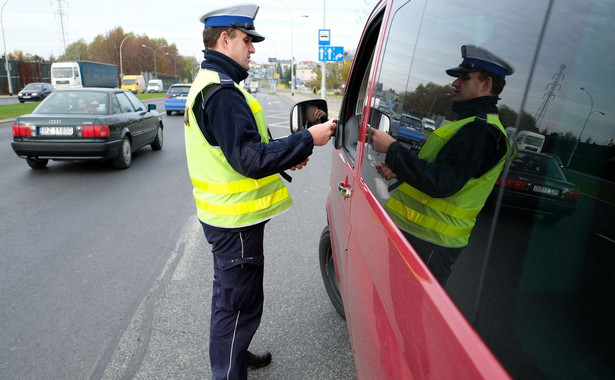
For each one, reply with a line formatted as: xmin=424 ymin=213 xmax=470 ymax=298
xmin=184 ymin=70 xmax=292 ymax=228
xmin=385 ymin=114 xmax=510 ymax=247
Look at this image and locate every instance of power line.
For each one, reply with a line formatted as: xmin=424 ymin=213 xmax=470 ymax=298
xmin=534 ymin=64 xmax=565 ymax=129
xmin=54 ymin=0 xmax=69 ymax=55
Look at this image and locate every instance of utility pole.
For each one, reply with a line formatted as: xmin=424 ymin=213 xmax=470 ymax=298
xmin=320 ymin=0 xmax=326 ymax=100
xmin=1 ymin=0 xmax=13 ymax=95
xmin=54 ymin=0 xmax=69 ymax=55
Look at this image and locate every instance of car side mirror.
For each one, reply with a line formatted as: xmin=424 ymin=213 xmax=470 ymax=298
xmin=290 ymin=99 xmax=329 ymax=134
xmin=369 ymin=107 xmax=391 ymax=135
xmin=148 ymin=103 xmax=157 ymax=111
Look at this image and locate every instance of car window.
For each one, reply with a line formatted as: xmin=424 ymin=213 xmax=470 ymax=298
xmin=124 ymin=91 xmax=145 ymax=112
xmin=34 ymin=91 xmax=106 ymax=114
xmin=355 ymin=0 xmax=615 ymax=377
xmin=168 ymin=85 xmax=191 ymax=95
xmin=511 ymin=151 xmax=563 ymax=177
xmin=115 ymin=93 xmax=135 ymax=113
xmin=112 ymin=96 xmax=122 ymax=114
xmin=335 ymin=11 xmax=381 ymax=165
xmin=25 ymin=84 xmax=42 ymax=91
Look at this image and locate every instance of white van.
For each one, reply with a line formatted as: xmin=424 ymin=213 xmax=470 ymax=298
xmin=421 ymin=117 xmax=436 ymax=131
xmin=515 ymin=130 xmax=545 ymax=152
xmin=147 ymin=79 xmax=164 ymax=93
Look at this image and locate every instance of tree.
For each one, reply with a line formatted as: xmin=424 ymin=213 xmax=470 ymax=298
xmin=16 ymin=26 xmax=191 ymax=81
xmin=309 ymin=62 xmax=348 ymax=91
xmin=59 ymin=40 xmax=89 ymax=61
xmin=499 ymin=105 xmax=538 ymax=132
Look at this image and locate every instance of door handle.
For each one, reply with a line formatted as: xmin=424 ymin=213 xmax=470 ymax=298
xmin=338 ymin=182 xmax=352 ymax=199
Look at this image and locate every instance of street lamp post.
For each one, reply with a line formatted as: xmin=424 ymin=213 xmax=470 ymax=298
xmin=321 ymin=0 xmax=326 ymax=100
xmin=166 ymin=52 xmax=177 ymax=80
xmin=119 ymin=33 xmax=134 ymax=78
xmin=277 ymin=1 xmax=307 ymax=96
xmin=142 ymin=44 xmax=167 ymax=78
xmin=1 ymin=0 xmax=13 ymax=95
xmin=566 ymin=86 xmax=606 ymax=168
xmin=290 ymin=15 xmax=308 ymax=96
xmin=291 ymin=15 xmax=294 ymax=96
xmin=428 ymin=92 xmax=451 ymax=115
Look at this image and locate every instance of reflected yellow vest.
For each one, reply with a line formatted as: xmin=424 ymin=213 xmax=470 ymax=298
xmin=385 ymin=115 xmax=510 ymax=247
xmin=184 ymin=70 xmax=292 ymax=228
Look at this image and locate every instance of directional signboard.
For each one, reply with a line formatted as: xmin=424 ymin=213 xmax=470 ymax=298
xmin=319 ymin=46 xmax=344 ymax=62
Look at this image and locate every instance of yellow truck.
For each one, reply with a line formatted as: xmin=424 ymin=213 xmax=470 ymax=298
xmin=120 ymin=74 xmax=145 ymax=94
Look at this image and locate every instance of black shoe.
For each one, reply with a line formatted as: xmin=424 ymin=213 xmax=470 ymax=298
xmin=246 ymin=351 xmax=272 ymax=369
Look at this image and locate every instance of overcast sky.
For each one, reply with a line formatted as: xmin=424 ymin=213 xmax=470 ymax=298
xmin=2 ymin=0 xmax=376 ymax=63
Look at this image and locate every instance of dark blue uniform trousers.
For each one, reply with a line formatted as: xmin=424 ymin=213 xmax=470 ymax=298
xmin=201 ymin=221 xmax=266 ymax=380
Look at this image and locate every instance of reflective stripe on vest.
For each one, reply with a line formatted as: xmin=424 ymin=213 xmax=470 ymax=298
xmin=184 ymin=69 xmax=292 ymax=228
xmin=385 ymin=114 xmax=509 ymax=247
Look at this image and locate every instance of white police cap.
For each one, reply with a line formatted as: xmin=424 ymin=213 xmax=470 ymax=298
xmin=446 ymin=44 xmax=514 ymax=78
xmin=200 ymin=3 xmax=265 ymax=43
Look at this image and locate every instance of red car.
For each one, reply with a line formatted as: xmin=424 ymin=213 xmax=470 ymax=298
xmin=292 ymin=0 xmax=614 ymax=378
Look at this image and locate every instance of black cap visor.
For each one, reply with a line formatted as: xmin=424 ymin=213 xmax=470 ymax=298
xmin=231 ymin=22 xmax=265 ymax=43
xmin=446 ymin=65 xmax=478 ymax=77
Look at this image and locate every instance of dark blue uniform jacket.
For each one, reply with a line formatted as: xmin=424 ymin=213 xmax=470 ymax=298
xmin=385 ymin=96 xmax=508 ymax=198
xmin=195 ymin=50 xmax=314 ymax=180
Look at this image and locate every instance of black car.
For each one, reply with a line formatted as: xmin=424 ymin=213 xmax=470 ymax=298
xmin=11 ymin=88 xmax=163 ymax=169
xmin=491 ymin=150 xmax=580 ymax=223
xmin=17 ymin=82 xmax=54 ymax=103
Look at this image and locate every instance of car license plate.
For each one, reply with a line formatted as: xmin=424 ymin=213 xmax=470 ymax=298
xmin=533 ymin=185 xmax=559 ymax=196
xmin=40 ymin=126 xmax=74 ymax=136
xmin=23 ymin=95 xmax=31 ymax=99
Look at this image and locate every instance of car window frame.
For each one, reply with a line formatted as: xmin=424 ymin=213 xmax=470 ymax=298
xmin=114 ymin=92 xmax=136 ymax=113
xmin=335 ymin=6 xmax=384 ymax=167
xmin=123 ymin=90 xmax=146 ymax=112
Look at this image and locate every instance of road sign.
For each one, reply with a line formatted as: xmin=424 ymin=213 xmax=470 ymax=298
xmin=318 ymin=46 xmax=344 ymax=62
xmin=318 ymin=29 xmax=330 ymax=45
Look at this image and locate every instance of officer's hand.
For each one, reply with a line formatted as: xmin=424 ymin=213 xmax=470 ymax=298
xmin=369 ymin=127 xmax=396 ymax=153
xmin=306 ymin=106 xmax=327 ymax=123
xmin=376 ymin=162 xmax=397 ymax=180
xmin=309 ymin=121 xmax=337 ymax=146
xmin=290 ymin=158 xmax=309 ymax=171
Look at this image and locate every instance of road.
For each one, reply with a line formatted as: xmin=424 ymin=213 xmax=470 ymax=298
xmin=0 ymin=91 xmax=354 ymax=379
xmin=0 ymin=96 xmax=20 ymax=105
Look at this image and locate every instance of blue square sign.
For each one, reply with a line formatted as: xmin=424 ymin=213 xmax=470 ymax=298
xmin=319 ymin=46 xmax=344 ymax=62
xmin=318 ymin=29 xmax=331 ymax=46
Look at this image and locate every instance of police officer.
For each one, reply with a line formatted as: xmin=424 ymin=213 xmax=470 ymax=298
xmin=184 ymin=4 xmax=336 ymax=380
xmin=370 ymin=45 xmax=515 ymax=286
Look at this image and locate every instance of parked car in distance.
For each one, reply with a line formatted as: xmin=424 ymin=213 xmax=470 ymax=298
xmin=491 ymin=150 xmax=579 ymax=223
xmin=11 ymin=88 xmax=163 ymax=169
xmin=17 ymin=82 xmax=54 ymax=103
xmin=394 ymin=113 xmax=426 ymax=148
xmin=146 ymin=79 xmax=164 ymax=93
xmin=164 ymin=84 xmax=191 ymax=115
